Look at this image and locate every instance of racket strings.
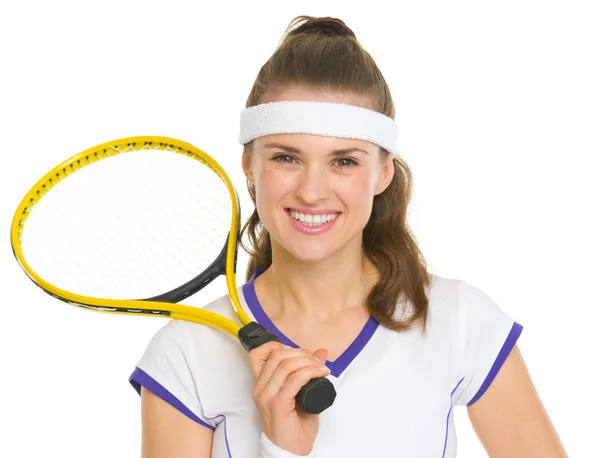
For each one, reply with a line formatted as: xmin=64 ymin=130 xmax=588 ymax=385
xmin=29 ymin=195 xmax=132 ymax=298
xmin=47 ymin=160 xmax=176 ymax=298
xmin=20 ymin=145 xmax=233 ymax=299
xmin=110 ymin=154 xmax=217 ymax=273
xmin=135 ymin=157 xmax=232 ymax=269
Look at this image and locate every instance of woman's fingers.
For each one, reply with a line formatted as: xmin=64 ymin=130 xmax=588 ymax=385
xmin=248 ymin=343 xmax=331 ymax=415
xmin=312 ymin=348 xmax=328 ymax=365
xmin=255 ymin=347 xmax=322 ymax=387
xmin=247 ymin=341 xmax=287 ymax=380
xmin=274 ymin=365 xmax=331 ymax=408
xmin=255 ymin=354 xmax=330 ymax=401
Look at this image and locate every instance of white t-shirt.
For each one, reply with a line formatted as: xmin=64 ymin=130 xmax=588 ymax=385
xmin=129 ymin=272 xmax=523 ymax=457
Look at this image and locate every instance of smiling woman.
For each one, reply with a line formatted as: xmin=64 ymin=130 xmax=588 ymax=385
xmin=129 ymin=15 xmax=568 ymax=458
xmin=244 ymin=129 xmax=392 ymax=263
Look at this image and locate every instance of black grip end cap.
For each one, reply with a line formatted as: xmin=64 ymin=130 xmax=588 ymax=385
xmin=297 ymin=377 xmax=337 ymax=414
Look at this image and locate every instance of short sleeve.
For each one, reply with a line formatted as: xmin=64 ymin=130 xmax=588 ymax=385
xmin=128 ymin=319 xmax=216 ymax=430
xmin=454 ymin=280 xmax=524 ymax=406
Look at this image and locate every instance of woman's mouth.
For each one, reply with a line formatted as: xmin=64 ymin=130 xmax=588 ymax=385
xmin=285 ymin=208 xmax=341 ymax=234
xmin=287 ymin=209 xmax=339 ymax=226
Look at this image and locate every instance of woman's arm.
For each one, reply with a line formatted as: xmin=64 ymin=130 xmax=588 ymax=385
xmin=467 ymin=345 xmax=568 ymax=457
xmin=140 ymin=387 xmax=213 ymax=458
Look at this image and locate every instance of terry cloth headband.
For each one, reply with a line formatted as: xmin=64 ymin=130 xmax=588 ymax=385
xmin=238 ymin=101 xmax=399 ymax=156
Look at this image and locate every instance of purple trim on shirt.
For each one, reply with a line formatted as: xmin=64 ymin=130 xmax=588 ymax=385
xmin=128 ymin=367 xmax=215 ymax=431
xmin=442 ymin=377 xmax=464 ymax=458
xmin=248 ymin=270 xmax=262 ymax=282
xmin=243 ymin=270 xmax=381 ymax=377
xmin=206 ymin=414 xmax=231 ymax=458
xmin=467 ymin=321 xmax=524 ymax=406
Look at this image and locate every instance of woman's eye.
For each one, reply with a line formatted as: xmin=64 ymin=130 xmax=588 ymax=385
xmin=335 ymin=157 xmax=358 ymax=167
xmin=272 ymin=154 xmax=296 ymax=163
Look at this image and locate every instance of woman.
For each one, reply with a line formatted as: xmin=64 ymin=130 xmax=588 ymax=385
xmin=129 ymin=16 xmax=567 ymax=457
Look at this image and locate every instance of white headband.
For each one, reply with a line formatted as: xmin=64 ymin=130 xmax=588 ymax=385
xmin=238 ymin=101 xmax=399 ymax=156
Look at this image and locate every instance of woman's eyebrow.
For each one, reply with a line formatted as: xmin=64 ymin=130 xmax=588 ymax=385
xmin=263 ymin=143 xmax=369 ymax=156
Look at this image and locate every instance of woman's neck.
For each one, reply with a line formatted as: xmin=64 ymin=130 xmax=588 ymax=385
xmin=253 ymin=238 xmax=378 ymax=322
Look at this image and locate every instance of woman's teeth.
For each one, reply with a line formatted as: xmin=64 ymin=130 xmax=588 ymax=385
xmin=289 ymin=210 xmax=339 ymax=226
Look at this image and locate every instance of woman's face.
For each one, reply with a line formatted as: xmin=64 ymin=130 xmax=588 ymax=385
xmin=243 ymin=87 xmax=394 ymax=262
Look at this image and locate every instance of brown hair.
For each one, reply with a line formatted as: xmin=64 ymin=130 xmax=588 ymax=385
xmin=241 ymin=16 xmax=432 ymax=334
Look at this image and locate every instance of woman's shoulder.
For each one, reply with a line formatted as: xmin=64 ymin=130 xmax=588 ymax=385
xmin=419 ymin=272 xmax=520 ymax=350
xmin=401 ymin=272 xmax=508 ymax=331
xmin=175 ymin=290 xmax=242 ymax=330
xmin=391 ymin=272 xmax=461 ymax=324
xmin=172 ymin=289 xmax=249 ymax=363
xmin=425 ymin=272 xmax=497 ymax=313
xmin=130 ymin=290 xmax=256 ymax=432
xmin=426 ymin=272 xmax=512 ymax=318
xmin=426 ymin=271 xmax=463 ymax=296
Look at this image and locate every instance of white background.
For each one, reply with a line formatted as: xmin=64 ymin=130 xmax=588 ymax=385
xmin=1 ymin=1 xmax=598 ymax=456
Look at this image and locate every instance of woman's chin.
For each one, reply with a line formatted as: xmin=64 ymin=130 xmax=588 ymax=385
xmin=281 ymin=241 xmax=341 ymax=263
xmin=271 ymin=226 xmax=363 ymax=263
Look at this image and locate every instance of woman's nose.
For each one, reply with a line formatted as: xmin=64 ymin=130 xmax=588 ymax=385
xmin=295 ymin=166 xmax=331 ymax=204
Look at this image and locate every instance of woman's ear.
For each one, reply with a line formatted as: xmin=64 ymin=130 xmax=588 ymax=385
xmin=375 ymin=153 xmax=395 ymax=195
xmin=242 ymin=148 xmax=254 ymax=185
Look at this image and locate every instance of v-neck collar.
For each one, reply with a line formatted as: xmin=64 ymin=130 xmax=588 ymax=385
xmin=241 ymin=271 xmax=380 ymax=378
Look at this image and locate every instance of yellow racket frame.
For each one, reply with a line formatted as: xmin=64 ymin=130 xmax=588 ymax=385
xmin=11 ymin=136 xmax=251 ymax=337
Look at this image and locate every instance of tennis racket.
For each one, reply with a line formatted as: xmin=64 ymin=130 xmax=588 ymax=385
xmin=10 ymin=136 xmax=336 ymax=414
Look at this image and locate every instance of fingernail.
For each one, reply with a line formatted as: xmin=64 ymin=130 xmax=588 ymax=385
xmin=320 ymin=365 xmax=330 ymax=372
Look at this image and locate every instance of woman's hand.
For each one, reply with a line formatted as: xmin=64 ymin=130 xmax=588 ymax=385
xmin=248 ymin=342 xmax=330 ymax=456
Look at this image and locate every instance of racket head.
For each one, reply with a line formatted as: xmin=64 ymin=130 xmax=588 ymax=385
xmin=11 ymin=136 xmax=247 ymax=328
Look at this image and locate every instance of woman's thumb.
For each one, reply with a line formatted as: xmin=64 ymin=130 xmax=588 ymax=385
xmin=313 ymin=348 xmax=328 ymax=365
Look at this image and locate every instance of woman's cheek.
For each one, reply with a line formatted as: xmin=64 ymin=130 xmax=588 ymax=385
xmin=260 ymin=167 xmax=296 ymax=198
xmin=341 ymin=174 xmax=377 ymax=221
xmin=254 ymin=168 xmax=292 ymax=220
xmin=339 ymin=173 xmax=372 ymax=200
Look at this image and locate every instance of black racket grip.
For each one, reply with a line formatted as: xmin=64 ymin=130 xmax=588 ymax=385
xmin=238 ymin=321 xmax=336 ymax=414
